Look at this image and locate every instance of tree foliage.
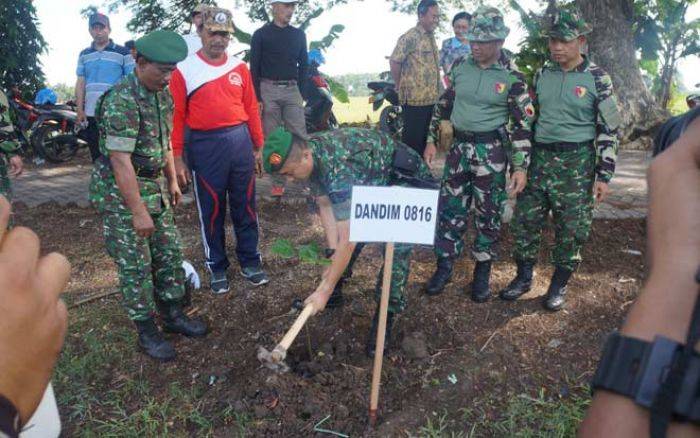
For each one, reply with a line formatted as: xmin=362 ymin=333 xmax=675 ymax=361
xmin=0 ymin=0 xmax=47 ymax=96
xmin=632 ymin=0 xmax=699 ymax=108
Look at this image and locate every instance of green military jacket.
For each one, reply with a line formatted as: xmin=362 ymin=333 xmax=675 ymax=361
xmin=309 ymin=128 xmax=432 ymax=221
xmin=533 ymin=57 xmax=621 ymax=182
xmin=89 ymin=73 xmax=174 ymax=214
xmin=428 ymin=51 xmax=535 ymax=171
xmin=0 ymin=91 xmax=20 ymax=156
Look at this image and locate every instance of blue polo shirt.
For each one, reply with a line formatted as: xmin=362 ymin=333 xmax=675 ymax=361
xmin=76 ymin=40 xmax=135 ymax=116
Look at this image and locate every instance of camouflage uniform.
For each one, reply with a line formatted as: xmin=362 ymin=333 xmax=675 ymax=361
xmin=511 ymin=11 xmax=620 ymax=271
xmin=428 ymin=8 xmax=534 ymax=263
xmin=0 ymin=90 xmax=21 ymax=200
xmin=308 ymin=128 xmax=436 ymax=314
xmin=89 ymin=73 xmax=185 ymax=321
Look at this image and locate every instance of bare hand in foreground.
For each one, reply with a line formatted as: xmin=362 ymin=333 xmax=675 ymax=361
xmin=0 ymin=195 xmax=70 ymax=424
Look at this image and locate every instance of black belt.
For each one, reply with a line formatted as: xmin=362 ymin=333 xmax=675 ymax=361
xmin=96 ymin=155 xmax=162 ymax=179
xmin=263 ymin=79 xmax=297 ymax=86
xmin=536 ymin=141 xmax=592 ymax=152
xmin=454 ymin=129 xmax=501 ymax=143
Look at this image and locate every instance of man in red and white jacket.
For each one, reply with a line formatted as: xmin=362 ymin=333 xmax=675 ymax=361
xmin=171 ymin=7 xmax=268 ymax=293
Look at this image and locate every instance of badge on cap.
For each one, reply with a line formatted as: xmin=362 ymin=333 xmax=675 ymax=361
xmin=215 ymin=12 xmax=227 ymax=24
xmin=269 ymin=153 xmax=283 ymax=167
xmin=525 ymin=103 xmax=535 ymax=118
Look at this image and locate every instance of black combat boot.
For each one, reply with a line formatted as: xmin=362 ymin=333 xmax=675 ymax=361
xmin=543 ymin=266 xmax=573 ymax=311
xmin=365 ymin=308 xmax=396 ymax=358
xmin=499 ymin=260 xmax=534 ymax=301
xmin=470 ymin=260 xmax=492 ymax=303
xmin=135 ymin=319 xmax=176 ymax=362
xmin=161 ymin=302 xmax=209 ymax=337
xmin=424 ymin=257 xmax=454 ymax=296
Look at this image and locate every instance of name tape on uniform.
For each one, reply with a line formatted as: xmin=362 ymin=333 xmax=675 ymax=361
xmin=349 ymin=186 xmax=439 ymax=245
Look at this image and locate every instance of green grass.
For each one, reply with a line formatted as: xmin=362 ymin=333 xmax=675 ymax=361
xmin=668 ymin=92 xmax=691 ymax=116
xmin=54 ymin=306 xmax=248 ymax=437
xmin=413 ymin=387 xmax=590 ymax=437
xmin=333 ymin=96 xmax=388 ymax=124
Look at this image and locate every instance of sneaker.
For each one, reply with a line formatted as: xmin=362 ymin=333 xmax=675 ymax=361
xmin=210 ymin=271 xmax=230 ymax=294
xmin=241 ymin=266 xmax=270 ymax=286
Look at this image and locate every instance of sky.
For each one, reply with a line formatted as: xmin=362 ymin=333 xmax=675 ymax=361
xmin=36 ymin=0 xmax=699 ymax=90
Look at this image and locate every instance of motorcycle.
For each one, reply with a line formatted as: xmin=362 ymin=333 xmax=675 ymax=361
xmin=9 ymin=89 xmax=83 ymax=164
xmin=367 ymin=72 xmax=402 ymax=138
xmin=303 ymin=49 xmax=338 ymax=133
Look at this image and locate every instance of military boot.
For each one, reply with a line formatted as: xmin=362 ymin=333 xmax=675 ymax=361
xmin=470 ymin=261 xmax=492 ymax=303
xmin=161 ymin=302 xmax=209 ymax=337
xmin=543 ymin=266 xmax=573 ymax=311
xmin=424 ymin=257 xmax=454 ymax=296
xmin=365 ymin=308 xmax=396 ymax=358
xmin=499 ymin=261 xmax=534 ymax=301
xmin=135 ymin=319 xmax=176 ymax=362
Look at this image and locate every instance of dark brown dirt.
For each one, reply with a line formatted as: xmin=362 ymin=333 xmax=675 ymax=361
xmin=13 ymin=200 xmax=646 ymax=436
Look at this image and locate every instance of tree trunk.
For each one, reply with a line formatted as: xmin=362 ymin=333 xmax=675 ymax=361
xmin=576 ymin=0 xmax=666 ymax=141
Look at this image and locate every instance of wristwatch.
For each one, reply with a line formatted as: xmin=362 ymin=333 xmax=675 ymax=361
xmin=0 ymin=393 xmax=20 ymax=438
xmin=591 ymin=332 xmax=700 ymax=423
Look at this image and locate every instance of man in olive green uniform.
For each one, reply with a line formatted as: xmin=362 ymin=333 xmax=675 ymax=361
xmin=90 ymin=31 xmax=208 ymax=361
xmin=0 ymin=90 xmax=24 ymax=200
xmin=263 ymin=126 xmax=437 ymax=357
xmin=499 ymin=10 xmax=620 ymax=311
xmin=423 ymin=6 xmax=535 ymax=302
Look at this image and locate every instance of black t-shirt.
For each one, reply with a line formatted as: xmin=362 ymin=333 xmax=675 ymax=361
xmin=250 ymin=23 xmax=308 ymax=100
xmin=653 ymin=106 xmax=700 ymax=156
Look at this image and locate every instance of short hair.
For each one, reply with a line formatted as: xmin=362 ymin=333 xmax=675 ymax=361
xmin=285 ymin=134 xmax=309 ymax=163
xmin=452 ymin=12 xmax=471 ymax=25
xmin=417 ymin=0 xmax=438 ymax=16
xmin=124 ymin=40 xmax=135 ymax=50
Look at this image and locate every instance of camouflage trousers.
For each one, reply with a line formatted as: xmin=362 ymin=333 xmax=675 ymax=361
xmin=101 ymin=207 xmax=186 ymax=321
xmin=368 ymin=242 xmax=413 ymax=314
xmin=511 ymin=146 xmax=595 ymax=271
xmin=0 ymin=155 xmax=11 ymax=200
xmin=434 ymin=139 xmax=507 ymax=261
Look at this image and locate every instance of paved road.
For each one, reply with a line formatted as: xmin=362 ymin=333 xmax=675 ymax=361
xmin=12 ymin=150 xmax=649 ymax=220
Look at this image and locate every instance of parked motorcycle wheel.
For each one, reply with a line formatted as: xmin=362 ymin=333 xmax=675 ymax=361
xmin=33 ymin=124 xmax=79 ymax=163
xmin=379 ymin=106 xmax=402 ymax=138
xmin=328 ymin=112 xmax=339 ymax=129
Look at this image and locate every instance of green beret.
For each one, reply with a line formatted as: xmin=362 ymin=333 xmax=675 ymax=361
xmin=135 ymin=30 xmax=187 ymax=64
xmin=263 ymin=127 xmax=293 ymax=173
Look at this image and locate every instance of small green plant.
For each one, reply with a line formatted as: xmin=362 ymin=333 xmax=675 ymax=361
xmin=416 ymin=411 xmax=465 ymax=438
xmin=270 ymin=239 xmax=331 ymax=265
xmin=270 ymin=238 xmax=295 ymax=258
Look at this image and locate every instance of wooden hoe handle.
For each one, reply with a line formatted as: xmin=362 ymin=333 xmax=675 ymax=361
xmin=277 ymin=303 xmax=315 ymax=351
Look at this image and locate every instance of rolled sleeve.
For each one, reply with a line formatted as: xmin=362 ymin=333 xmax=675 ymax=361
xmin=105 ymin=135 xmax=137 ymax=152
xmin=101 ymin=93 xmax=139 ymax=154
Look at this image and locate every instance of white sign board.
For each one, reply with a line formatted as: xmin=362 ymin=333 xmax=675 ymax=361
xmin=349 ymin=186 xmax=439 ymax=245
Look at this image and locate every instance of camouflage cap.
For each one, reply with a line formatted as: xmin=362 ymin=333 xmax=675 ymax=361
xmin=263 ymin=127 xmax=293 ymax=173
xmin=202 ymin=7 xmax=234 ymax=33
xmin=546 ymin=9 xmax=592 ymax=41
xmin=466 ymin=6 xmax=510 ymax=42
xmin=192 ymin=4 xmax=209 ymax=15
